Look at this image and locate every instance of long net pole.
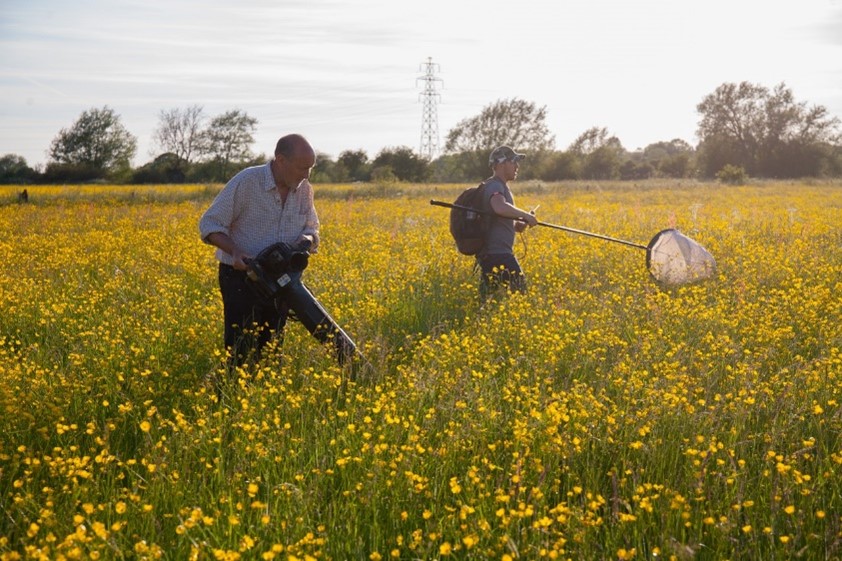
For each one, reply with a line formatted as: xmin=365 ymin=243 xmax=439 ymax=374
xmin=430 ymin=199 xmax=648 ymax=250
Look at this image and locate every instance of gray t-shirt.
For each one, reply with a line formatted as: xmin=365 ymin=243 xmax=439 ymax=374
xmin=481 ymin=176 xmax=516 ymax=255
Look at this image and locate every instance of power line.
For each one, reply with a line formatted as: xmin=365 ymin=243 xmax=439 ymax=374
xmin=417 ymin=57 xmax=442 ymax=160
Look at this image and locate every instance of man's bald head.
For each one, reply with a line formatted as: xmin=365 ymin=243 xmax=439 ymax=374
xmin=275 ymin=134 xmax=314 ymax=159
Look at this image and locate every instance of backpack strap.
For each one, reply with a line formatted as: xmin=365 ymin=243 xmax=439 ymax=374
xmin=476 ymin=180 xmax=491 ymax=259
xmin=476 ymin=180 xmax=488 ymax=211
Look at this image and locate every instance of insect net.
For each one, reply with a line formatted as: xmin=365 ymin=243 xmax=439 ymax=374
xmin=646 ymin=229 xmax=716 ymax=287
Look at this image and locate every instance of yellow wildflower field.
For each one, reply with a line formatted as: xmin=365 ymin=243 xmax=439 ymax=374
xmin=0 ymin=181 xmax=840 ymax=560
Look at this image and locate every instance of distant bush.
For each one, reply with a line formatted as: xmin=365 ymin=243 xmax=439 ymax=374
xmin=716 ymin=164 xmax=748 ymax=185
xmin=130 ymin=153 xmax=187 ymax=184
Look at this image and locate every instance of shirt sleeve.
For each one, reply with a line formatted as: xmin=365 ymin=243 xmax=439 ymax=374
xmin=198 ymin=182 xmax=237 ymax=243
xmin=300 ymin=181 xmax=321 ymax=252
xmin=483 ymin=179 xmax=506 ymax=211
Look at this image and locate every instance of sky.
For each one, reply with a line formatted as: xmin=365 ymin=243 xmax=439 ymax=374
xmin=1 ymin=0 xmax=841 ymax=169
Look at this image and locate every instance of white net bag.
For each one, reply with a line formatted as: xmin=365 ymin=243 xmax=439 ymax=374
xmin=646 ymin=229 xmax=717 ymax=287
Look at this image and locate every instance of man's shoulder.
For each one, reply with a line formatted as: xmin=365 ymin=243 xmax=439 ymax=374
xmin=242 ymin=162 xmax=272 ymax=179
xmin=482 ymin=176 xmax=506 ymax=194
xmin=228 ymin=162 xmax=273 ymax=188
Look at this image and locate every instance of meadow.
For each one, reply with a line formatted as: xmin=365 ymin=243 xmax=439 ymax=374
xmin=0 ymin=180 xmax=840 ymax=560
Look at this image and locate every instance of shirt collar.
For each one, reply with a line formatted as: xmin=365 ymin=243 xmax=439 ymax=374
xmin=263 ymin=161 xmax=302 ymax=193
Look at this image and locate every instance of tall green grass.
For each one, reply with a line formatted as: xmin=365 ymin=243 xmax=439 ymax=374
xmin=1 ymin=181 xmax=840 ymax=560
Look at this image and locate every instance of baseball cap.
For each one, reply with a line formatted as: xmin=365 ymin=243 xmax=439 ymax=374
xmin=489 ymin=145 xmax=526 ymax=165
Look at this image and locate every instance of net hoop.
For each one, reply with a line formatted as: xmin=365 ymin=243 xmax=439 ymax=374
xmin=646 ymin=228 xmax=717 ymax=287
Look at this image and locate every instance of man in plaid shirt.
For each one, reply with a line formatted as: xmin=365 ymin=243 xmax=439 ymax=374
xmin=200 ymin=133 xmax=320 ymax=366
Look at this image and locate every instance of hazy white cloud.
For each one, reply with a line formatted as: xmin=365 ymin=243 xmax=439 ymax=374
xmin=1 ymin=0 xmax=840 ymax=165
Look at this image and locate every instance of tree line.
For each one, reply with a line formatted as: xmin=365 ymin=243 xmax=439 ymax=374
xmin=2 ymin=81 xmax=840 ymax=185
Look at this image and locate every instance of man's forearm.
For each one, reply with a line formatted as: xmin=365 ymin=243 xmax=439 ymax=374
xmin=205 ymin=232 xmax=238 ymax=255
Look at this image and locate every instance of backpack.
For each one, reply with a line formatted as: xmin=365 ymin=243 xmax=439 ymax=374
xmin=449 ymin=182 xmax=491 ymax=255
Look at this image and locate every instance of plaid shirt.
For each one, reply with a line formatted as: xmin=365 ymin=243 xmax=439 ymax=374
xmin=199 ymin=162 xmax=320 ymax=265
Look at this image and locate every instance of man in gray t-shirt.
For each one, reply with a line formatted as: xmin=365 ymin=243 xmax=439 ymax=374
xmin=477 ymin=145 xmax=539 ymax=299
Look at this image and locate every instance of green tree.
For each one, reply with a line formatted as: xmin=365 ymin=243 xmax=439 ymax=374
xmin=130 ymin=153 xmax=187 ymax=184
xmin=569 ymin=126 xmax=612 ymax=155
xmin=0 ymin=154 xmax=38 ymax=184
xmin=337 ymin=149 xmax=371 ymax=181
xmin=371 ymin=146 xmax=429 ymax=182
xmin=536 ymin=151 xmax=580 ymax=181
xmin=444 ymin=98 xmax=555 ymax=154
xmin=311 ymin=152 xmax=339 ymax=183
xmin=48 ymin=106 xmax=137 ymax=179
xmin=199 ymin=109 xmax=258 ymax=180
xmin=569 ymin=127 xmax=625 ymax=180
xmin=696 ymin=82 xmax=765 ymax=175
xmin=642 ymin=139 xmax=692 ymax=160
xmin=427 ymin=151 xmax=483 ymax=183
xmin=152 ymin=105 xmax=204 ymax=167
xmin=435 ymin=150 xmax=489 ymax=182
xmin=696 ymin=81 xmax=841 ymax=177
xmin=657 ymin=151 xmax=693 ymax=178
xmin=583 ymin=144 xmax=623 ymax=180
xmin=642 ymin=139 xmax=694 ymax=178
xmin=619 ymin=160 xmax=655 ymax=180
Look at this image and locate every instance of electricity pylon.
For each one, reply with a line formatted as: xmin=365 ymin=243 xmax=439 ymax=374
xmin=417 ymin=57 xmax=442 ymax=160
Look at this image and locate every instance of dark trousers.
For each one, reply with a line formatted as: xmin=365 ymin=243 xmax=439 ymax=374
xmin=477 ymin=253 xmax=526 ymax=299
xmin=218 ymin=263 xmax=288 ymax=364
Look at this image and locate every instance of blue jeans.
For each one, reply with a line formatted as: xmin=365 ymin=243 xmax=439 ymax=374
xmin=477 ymin=253 xmax=526 ymax=299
